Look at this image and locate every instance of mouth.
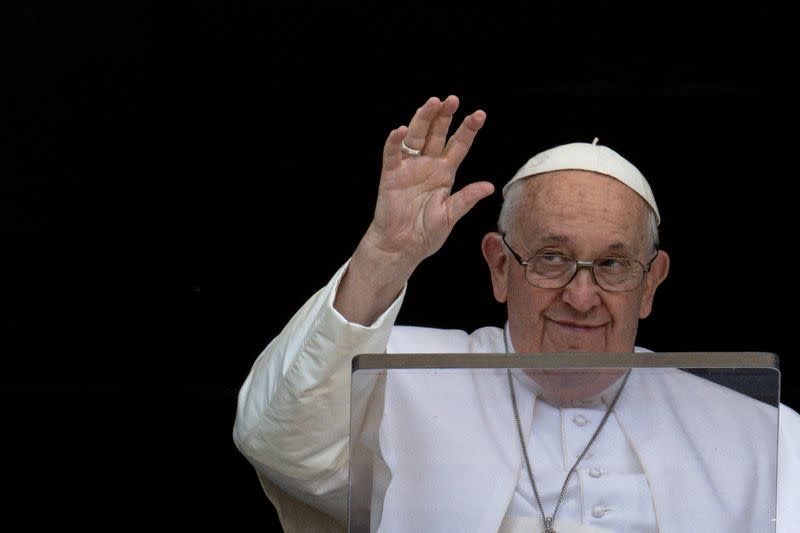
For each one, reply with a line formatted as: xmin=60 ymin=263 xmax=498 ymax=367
xmin=549 ymin=319 xmax=604 ymax=332
xmin=542 ymin=317 xmax=608 ymax=352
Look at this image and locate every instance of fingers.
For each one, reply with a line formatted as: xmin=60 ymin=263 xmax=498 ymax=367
xmin=402 ymin=97 xmax=444 ymax=155
xmin=382 ymin=126 xmax=408 ymax=171
xmin=383 ymin=96 xmax=486 ymax=172
xmin=425 ymin=95 xmax=459 ymax=154
xmin=443 ymin=110 xmax=486 ymax=167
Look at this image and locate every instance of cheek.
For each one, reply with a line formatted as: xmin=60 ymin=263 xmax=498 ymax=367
xmin=507 ymin=288 xmax=560 ymax=352
xmin=507 ymin=283 xmax=555 ymax=321
xmin=606 ymin=296 xmax=644 ymax=342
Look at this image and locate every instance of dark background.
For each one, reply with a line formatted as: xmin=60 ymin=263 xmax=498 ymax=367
xmin=2 ymin=1 xmax=795 ymax=530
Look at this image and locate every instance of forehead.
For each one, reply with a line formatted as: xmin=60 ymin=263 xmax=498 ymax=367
xmin=515 ymin=170 xmax=651 ymax=250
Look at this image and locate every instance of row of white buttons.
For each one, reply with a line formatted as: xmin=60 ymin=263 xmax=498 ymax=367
xmin=572 ymin=411 xmax=611 ymax=520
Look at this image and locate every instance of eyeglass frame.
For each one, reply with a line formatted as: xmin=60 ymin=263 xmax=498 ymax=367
xmin=500 ymin=233 xmax=658 ymax=292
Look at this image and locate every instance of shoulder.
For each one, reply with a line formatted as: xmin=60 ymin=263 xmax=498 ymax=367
xmin=387 ymin=325 xmax=503 ymax=353
xmin=635 ymin=367 xmax=779 ymax=422
xmin=781 ymin=403 xmax=800 ymax=432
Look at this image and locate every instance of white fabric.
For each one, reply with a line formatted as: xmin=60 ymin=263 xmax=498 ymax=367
xmin=504 ymin=372 xmax=656 ymax=532
xmin=233 ymin=261 xmax=800 ymax=532
xmin=376 ymin=358 xmax=781 ymax=532
xmin=502 ymin=141 xmax=661 ymax=225
xmin=499 ymin=515 xmax=614 ymax=533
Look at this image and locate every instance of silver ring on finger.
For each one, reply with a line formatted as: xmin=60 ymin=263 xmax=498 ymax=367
xmin=400 ymin=139 xmax=423 ymax=156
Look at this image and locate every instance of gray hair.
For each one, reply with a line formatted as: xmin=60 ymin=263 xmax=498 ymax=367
xmin=498 ymin=180 xmax=660 ymax=252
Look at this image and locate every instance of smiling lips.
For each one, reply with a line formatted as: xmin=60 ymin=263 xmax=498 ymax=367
xmin=551 ymin=319 xmax=604 ymax=331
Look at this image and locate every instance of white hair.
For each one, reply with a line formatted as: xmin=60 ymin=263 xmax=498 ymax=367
xmin=498 ymin=179 xmax=660 ymax=252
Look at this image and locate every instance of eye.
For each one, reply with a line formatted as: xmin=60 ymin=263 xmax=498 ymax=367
xmin=596 ymin=257 xmax=633 ymax=272
xmin=538 ymin=253 xmax=570 ymax=265
xmin=597 ymin=257 xmax=620 ymax=267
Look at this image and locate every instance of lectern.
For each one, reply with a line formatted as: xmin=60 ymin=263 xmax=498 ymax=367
xmin=348 ymin=352 xmax=780 ymax=532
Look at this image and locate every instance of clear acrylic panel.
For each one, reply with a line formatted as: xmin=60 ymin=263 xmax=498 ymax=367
xmin=349 ymin=352 xmax=780 ymax=533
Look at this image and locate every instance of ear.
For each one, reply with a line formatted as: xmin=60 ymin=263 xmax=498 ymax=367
xmin=639 ymin=250 xmax=670 ymax=319
xmin=482 ymin=232 xmax=510 ymax=303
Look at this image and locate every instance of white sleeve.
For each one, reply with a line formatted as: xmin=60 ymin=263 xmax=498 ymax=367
xmin=777 ymin=403 xmax=800 ymax=533
xmin=232 ymin=260 xmax=405 ymax=523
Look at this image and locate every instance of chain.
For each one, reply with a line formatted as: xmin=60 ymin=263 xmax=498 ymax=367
xmin=503 ymin=324 xmax=629 ymax=533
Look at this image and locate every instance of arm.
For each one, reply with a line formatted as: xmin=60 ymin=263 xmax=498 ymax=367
xmin=233 ymin=95 xmax=493 ymax=523
xmin=233 ymin=262 xmax=403 ymax=524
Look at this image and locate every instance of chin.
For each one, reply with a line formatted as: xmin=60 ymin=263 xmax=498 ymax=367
xmin=544 ymin=341 xmax=607 ymax=354
xmin=523 ymin=368 xmax=627 ymax=402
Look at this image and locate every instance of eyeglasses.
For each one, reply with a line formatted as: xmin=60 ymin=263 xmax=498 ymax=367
xmin=501 ymin=233 xmax=657 ymax=292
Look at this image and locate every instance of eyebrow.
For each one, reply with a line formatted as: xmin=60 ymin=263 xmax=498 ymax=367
xmin=538 ymin=234 xmax=568 ymax=244
xmin=533 ymin=234 xmax=632 ymax=253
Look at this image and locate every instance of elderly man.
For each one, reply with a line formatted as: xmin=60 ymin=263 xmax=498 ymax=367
xmin=233 ymin=95 xmax=800 ymax=532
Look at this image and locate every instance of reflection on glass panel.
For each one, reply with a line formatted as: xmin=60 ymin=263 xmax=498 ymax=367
xmin=349 ymin=353 xmax=779 ymax=533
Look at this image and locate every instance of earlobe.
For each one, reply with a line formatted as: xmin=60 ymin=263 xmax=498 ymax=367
xmin=482 ymin=232 xmax=509 ymax=303
xmin=639 ymin=250 xmax=670 ymax=318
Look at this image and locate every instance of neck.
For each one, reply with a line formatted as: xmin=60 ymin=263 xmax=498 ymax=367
xmin=503 ymin=321 xmax=628 ymax=405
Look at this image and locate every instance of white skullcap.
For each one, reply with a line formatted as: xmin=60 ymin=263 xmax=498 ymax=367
xmin=502 ymin=138 xmax=660 ymax=225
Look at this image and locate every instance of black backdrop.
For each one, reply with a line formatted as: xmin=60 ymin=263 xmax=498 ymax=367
xmin=3 ymin=1 xmax=795 ymax=529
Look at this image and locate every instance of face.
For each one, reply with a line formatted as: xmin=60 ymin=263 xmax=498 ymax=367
xmin=483 ymin=170 xmax=670 ymax=356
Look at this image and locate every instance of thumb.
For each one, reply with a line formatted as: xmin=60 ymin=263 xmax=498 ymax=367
xmin=447 ymin=181 xmax=495 ymax=224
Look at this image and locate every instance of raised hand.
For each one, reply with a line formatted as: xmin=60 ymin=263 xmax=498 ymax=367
xmin=336 ymin=95 xmax=494 ymax=325
xmin=366 ymin=95 xmax=494 ymax=272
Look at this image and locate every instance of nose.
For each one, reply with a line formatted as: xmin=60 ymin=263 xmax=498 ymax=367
xmin=560 ymin=266 xmax=602 ymax=312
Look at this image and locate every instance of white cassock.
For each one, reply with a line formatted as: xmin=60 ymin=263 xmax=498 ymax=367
xmin=234 ymin=262 xmax=800 ymax=533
